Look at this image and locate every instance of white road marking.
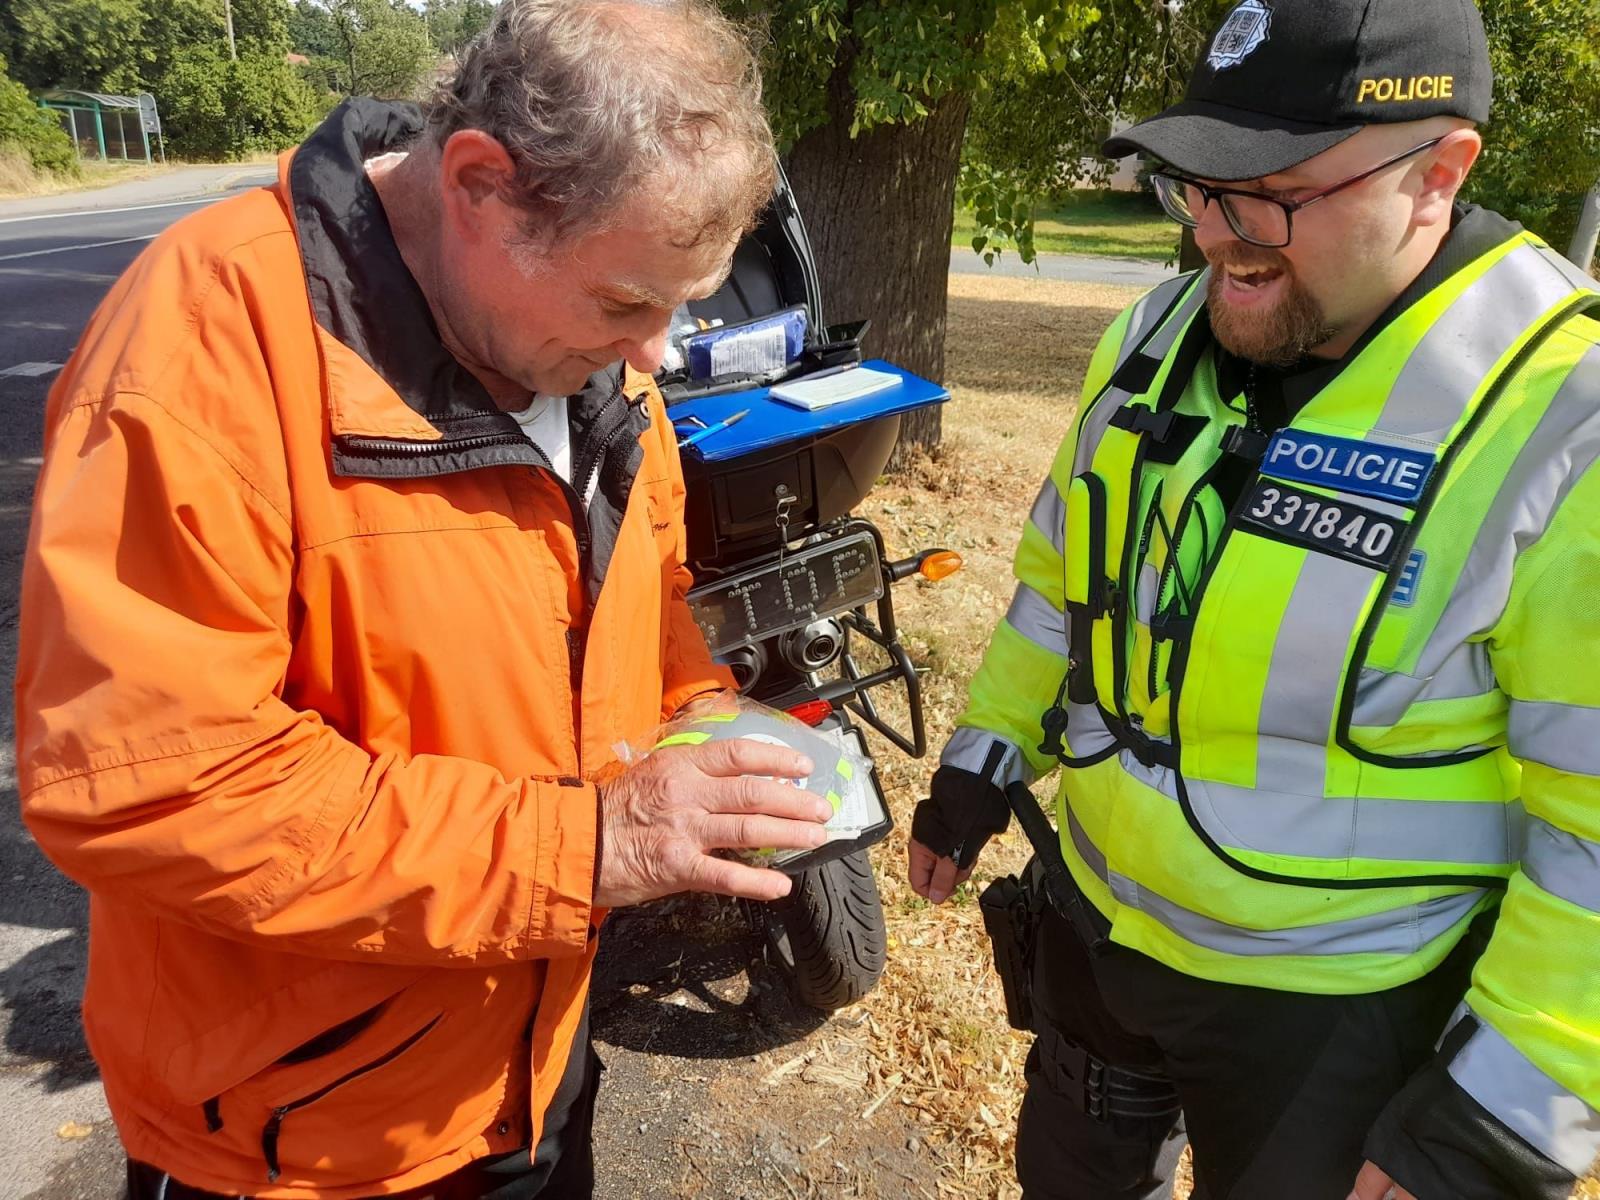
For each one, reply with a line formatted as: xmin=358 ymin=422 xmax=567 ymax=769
xmin=0 ymin=235 xmax=157 ymax=263
xmin=0 ymin=362 xmax=64 ymax=378
xmin=0 ymin=196 xmax=222 ymax=226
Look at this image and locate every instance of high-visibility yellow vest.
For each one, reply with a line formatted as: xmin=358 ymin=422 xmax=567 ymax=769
xmin=946 ymin=228 xmax=1600 ymax=1174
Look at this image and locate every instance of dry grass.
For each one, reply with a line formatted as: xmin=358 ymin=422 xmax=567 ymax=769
xmin=840 ymin=272 xmax=1596 ymax=1199
xmin=0 ymin=151 xmax=172 ymax=199
xmin=0 ymin=147 xmax=46 ymax=195
xmin=0 ymin=151 xmax=279 ymax=199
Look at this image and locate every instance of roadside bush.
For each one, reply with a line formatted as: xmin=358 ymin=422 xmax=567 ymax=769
xmin=155 ymin=47 xmax=324 ymax=161
xmin=0 ymin=54 xmax=77 ymax=176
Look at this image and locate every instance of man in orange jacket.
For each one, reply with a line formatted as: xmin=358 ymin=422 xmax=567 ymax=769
xmin=13 ymin=2 xmax=831 ymax=1196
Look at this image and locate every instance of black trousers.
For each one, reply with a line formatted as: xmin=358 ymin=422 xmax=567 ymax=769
xmin=1015 ymin=899 xmax=1484 ymax=1200
xmin=126 ymin=1038 xmax=602 ymax=1200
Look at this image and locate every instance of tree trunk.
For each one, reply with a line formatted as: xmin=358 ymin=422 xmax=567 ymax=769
xmin=1178 ymin=226 xmax=1206 ymax=273
xmin=783 ymin=59 xmax=972 ymax=467
xmin=1569 ymin=180 xmax=1600 ymax=278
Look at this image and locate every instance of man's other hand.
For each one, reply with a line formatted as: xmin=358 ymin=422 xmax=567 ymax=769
xmin=907 ymin=839 xmax=974 ymax=905
xmin=907 ymin=765 xmax=1012 ymax=904
xmin=595 ymin=738 xmax=831 ymax=907
xmin=1349 ymin=1160 xmax=1415 ymax=1200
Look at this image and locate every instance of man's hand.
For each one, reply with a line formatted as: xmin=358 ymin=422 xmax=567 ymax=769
xmin=907 ymin=765 xmax=1012 ymax=904
xmin=1349 ymin=1160 xmax=1416 ymax=1200
xmin=595 ymin=738 xmax=832 ymax=908
xmin=907 ymin=839 xmax=974 ymax=905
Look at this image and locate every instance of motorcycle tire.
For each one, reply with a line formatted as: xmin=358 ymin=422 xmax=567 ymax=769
xmin=764 ymin=848 xmax=886 ymax=1011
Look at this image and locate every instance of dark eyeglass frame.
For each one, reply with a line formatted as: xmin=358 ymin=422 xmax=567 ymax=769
xmin=1151 ymin=136 xmax=1446 ymax=248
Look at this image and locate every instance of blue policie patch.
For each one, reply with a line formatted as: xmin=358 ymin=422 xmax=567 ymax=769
xmin=1390 ymin=550 xmax=1426 ymax=607
xmin=1260 ymin=430 xmax=1435 ymax=506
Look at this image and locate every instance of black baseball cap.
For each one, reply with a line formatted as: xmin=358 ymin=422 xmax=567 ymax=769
xmin=1103 ymin=0 xmax=1492 ymax=182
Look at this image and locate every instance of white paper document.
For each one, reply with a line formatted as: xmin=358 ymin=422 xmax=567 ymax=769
xmin=768 ymin=366 xmax=899 ymax=411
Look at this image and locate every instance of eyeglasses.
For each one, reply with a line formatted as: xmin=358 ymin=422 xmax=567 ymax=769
xmin=1150 ymin=137 xmax=1445 ymax=248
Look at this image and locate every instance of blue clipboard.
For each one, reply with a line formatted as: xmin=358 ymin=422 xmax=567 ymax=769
xmin=666 ymin=360 xmax=950 ymax=463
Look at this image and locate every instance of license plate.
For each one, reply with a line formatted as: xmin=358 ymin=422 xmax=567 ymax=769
xmin=688 ymin=530 xmax=883 ymax=655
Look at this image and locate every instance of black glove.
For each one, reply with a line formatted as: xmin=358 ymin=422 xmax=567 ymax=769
xmin=1365 ymin=1024 xmax=1578 ymax=1200
xmin=911 ymin=765 xmax=1012 ymax=868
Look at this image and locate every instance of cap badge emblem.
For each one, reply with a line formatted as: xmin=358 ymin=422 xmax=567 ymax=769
xmin=1208 ymin=0 xmax=1271 ymax=71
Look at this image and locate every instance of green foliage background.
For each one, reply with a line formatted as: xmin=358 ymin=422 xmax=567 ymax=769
xmin=0 ymin=53 xmax=78 ymax=175
xmin=731 ymin=0 xmax=1599 ymax=263
xmin=0 ymin=0 xmax=494 ymax=164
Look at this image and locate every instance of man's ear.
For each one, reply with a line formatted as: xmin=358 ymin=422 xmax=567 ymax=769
xmin=1413 ymin=129 xmax=1482 ymax=228
xmin=437 ymin=129 xmax=517 ymax=242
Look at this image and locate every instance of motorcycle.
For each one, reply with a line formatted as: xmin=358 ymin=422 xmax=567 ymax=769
xmin=656 ymin=170 xmax=956 ymax=1010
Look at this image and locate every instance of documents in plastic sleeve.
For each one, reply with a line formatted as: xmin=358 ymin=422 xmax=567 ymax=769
xmin=709 ymin=322 xmax=789 ymax=377
xmin=769 ymin=365 xmax=900 ymax=411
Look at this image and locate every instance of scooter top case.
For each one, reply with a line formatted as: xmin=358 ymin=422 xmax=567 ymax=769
xmin=656 ymin=166 xmax=949 ymax=573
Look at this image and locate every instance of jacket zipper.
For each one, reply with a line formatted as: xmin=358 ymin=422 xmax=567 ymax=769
xmin=260 ymin=1014 xmax=442 ymax=1183
xmin=571 ymin=383 xmax=635 ymax=504
xmin=1135 ymin=479 xmax=1163 ymax=564
xmin=337 ymin=432 xmax=533 ymax=458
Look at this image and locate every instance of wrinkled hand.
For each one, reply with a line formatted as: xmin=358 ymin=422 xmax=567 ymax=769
xmin=595 ymin=738 xmax=831 ymax=908
xmin=907 ymin=839 xmax=974 ymax=905
xmin=1349 ymin=1161 xmax=1416 ymax=1200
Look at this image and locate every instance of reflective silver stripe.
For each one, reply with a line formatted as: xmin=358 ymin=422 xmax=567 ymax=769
xmin=1005 ymin=583 xmax=1068 ymax=657
xmin=1065 ymin=807 xmax=1486 ymax=956
xmin=1072 ymin=273 xmax=1208 ymax=479
xmin=1028 ymin=477 xmax=1067 ymax=554
xmin=1545 ymin=245 xmax=1600 ymax=292
xmin=1523 ymin=816 xmax=1600 ymax=913
xmin=1372 ymin=341 xmax=1600 ymax=728
xmin=1135 ymin=562 xmax=1161 ymax=624
xmin=1381 ymin=241 xmax=1592 ymax=443
xmin=1122 ymin=271 xmax=1198 ymax=358
xmin=1063 ymin=699 xmax=1118 ymax=760
xmin=1510 ymin=699 xmax=1600 ymax=776
xmin=1186 ymin=773 xmax=1520 ymax=866
xmin=1112 ymin=750 xmax=1522 ymax=866
xmin=942 ymin=726 xmax=1035 ymax=788
xmin=1448 ymin=1018 xmax=1600 ymax=1176
xmin=1353 ymin=645 xmax=1494 ymax=728
xmin=1255 ymin=551 xmax=1376 ymax=795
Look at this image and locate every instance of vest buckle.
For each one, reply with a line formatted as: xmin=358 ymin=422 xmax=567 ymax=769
xmin=1149 ymin=606 xmax=1193 ymax=643
xmin=1219 ymin=424 xmax=1270 ymax=461
xmin=1039 ymin=704 xmax=1070 ymax=758
xmin=1108 ymin=405 xmax=1179 ymax=443
xmin=1094 ymin=581 xmax=1124 ymax=619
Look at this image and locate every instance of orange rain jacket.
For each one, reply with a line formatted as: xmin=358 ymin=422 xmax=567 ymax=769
xmin=14 ymin=100 xmax=729 ymax=1196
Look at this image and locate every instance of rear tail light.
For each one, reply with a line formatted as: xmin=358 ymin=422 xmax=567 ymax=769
xmin=785 ymin=699 xmax=833 ymax=727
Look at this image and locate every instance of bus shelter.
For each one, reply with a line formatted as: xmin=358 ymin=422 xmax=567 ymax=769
xmin=36 ymin=90 xmax=163 ymax=165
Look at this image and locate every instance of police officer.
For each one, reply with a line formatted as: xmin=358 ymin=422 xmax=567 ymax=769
xmin=909 ymin=1 xmax=1600 ymax=1197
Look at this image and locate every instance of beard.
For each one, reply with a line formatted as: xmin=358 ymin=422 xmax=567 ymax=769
xmin=1204 ymin=244 xmax=1338 ymax=368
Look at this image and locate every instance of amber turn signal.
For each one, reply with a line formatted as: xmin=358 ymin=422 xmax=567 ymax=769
xmin=918 ymin=550 xmax=963 ymax=582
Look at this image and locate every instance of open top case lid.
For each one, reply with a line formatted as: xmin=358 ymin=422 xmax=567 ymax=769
xmin=657 ymin=164 xmax=864 ymax=403
xmin=659 ymin=166 xmax=948 ymax=571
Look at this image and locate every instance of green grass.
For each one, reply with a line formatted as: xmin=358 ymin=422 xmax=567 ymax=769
xmin=953 ymin=188 xmax=1180 ymax=263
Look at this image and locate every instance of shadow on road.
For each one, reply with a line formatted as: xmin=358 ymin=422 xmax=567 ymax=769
xmin=591 ymin=894 xmax=827 ymax=1061
xmin=0 ymin=452 xmax=98 ymax=1091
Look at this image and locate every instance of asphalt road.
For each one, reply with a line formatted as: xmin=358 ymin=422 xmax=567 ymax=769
xmin=0 ymin=172 xmax=274 ymax=1199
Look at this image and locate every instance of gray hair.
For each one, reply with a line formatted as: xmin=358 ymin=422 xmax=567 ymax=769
xmin=426 ymin=0 xmax=777 ymax=250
